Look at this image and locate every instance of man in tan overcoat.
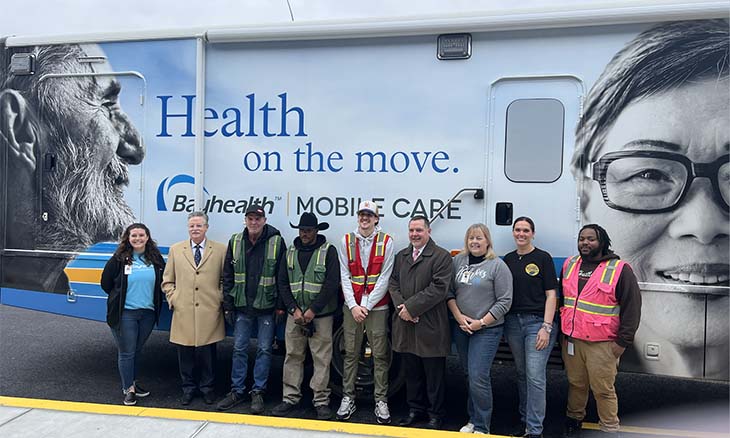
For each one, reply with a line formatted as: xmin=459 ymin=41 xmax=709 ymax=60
xmin=162 ymin=211 xmax=226 ymax=406
xmin=389 ymin=215 xmax=453 ymax=429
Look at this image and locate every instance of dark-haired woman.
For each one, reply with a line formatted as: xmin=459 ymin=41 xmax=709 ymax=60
xmin=101 ymin=223 xmax=165 ymax=406
xmin=503 ymin=217 xmax=558 ymax=438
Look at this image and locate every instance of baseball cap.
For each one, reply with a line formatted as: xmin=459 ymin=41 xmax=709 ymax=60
xmin=244 ymin=204 xmax=266 ymax=217
xmin=357 ymin=200 xmax=379 ymax=216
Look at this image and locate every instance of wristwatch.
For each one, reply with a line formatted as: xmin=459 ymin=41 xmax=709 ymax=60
xmin=541 ymin=322 xmax=553 ymax=333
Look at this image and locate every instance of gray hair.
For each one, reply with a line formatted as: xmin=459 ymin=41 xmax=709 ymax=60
xmin=188 ymin=211 xmax=209 ymax=225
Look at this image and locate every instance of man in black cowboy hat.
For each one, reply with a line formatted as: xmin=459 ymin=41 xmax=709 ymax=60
xmin=271 ymin=212 xmax=341 ymax=420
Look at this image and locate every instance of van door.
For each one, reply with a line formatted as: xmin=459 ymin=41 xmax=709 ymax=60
xmin=486 ymin=76 xmax=583 ymax=270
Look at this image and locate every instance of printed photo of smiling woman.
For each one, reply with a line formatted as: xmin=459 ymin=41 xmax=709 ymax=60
xmin=572 ymin=19 xmax=729 ymax=379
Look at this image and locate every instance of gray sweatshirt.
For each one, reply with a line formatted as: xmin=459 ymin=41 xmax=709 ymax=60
xmin=448 ymin=253 xmax=513 ymax=327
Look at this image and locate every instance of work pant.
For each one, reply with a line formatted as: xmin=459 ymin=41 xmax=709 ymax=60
xmin=341 ymin=305 xmax=390 ymax=402
xmin=562 ymin=337 xmax=620 ymax=433
xmin=177 ymin=342 xmax=217 ymax=396
xmin=402 ymin=352 xmax=446 ymax=420
xmin=282 ymin=315 xmax=333 ymax=407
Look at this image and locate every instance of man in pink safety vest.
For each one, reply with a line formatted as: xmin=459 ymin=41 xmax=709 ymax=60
xmin=560 ymin=224 xmax=641 ymax=436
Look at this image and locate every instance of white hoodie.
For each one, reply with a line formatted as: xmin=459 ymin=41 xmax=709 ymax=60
xmin=338 ymin=225 xmax=395 ymax=311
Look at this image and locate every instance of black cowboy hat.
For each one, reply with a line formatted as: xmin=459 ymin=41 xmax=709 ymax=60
xmin=290 ymin=212 xmax=329 ymax=230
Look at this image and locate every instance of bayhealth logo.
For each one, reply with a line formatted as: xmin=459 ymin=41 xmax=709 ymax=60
xmin=156 ymin=174 xmax=210 ymax=212
xmin=156 ymin=174 xmax=274 ymax=214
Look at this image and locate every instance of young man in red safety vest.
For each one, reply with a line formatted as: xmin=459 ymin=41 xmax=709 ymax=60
xmin=560 ymin=224 xmax=641 ymax=436
xmin=336 ymin=200 xmax=395 ymax=424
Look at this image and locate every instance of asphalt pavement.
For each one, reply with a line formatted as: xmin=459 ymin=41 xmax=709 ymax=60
xmin=0 ymin=304 xmax=728 ymax=438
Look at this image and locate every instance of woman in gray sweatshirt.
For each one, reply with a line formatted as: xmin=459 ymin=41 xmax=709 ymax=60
xmin=447 ymin=223 xmax=513 ymax=435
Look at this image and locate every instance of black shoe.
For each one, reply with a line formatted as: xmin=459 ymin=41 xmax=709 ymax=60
xmin=271 ymin=401 xmax=298 ymax=417
xmin=133 ymin=383 xmax=150 ymax=398
xmin=315 ymin=404 xmax=333 ymax=420
xmin=424 ymin=417 xmax=442 ymax=430
xmin=509 ymin=422 xmax=527 ymax=437
xmin=250 ymin=391 xmax=265 ymax=415
xmin=565 ymin=418 xmax=583 ymax=436
xmin=181 ymin=392 xmax=194 ymax=406
xmin=202 ymin=392 xmax=216 ymax=405
xmin=123 ymin=391 xmax=137 ymax=406
xmin=217 ymin=391 xmax=245 ymax=411
xmin=398 ymin=411 xmax=428 ymax=427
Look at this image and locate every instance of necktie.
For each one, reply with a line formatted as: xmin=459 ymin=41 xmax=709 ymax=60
xmin=194 ymin=245 xmax=202 ymax=266
xmin=412 ymin=247 xmax=419 ymax=261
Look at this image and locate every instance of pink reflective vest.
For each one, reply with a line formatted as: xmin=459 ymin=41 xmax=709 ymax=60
xmin=560 ymin=256 xmax=625 ymax=342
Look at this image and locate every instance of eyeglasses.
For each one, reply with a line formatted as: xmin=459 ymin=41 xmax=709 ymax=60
xmin=590 ymin=151 xmax=729 ymax=214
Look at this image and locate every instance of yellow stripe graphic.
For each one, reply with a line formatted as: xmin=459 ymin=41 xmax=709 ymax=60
xmin=64 ymin=268 xmax=102 ymax=284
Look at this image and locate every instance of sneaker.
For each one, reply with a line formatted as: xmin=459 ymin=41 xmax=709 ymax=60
xmin=565 ymin=418 xmax=583 ymax=436
xmin=217 ymin=391 xmax=245 ymax=411
xmin=271 ymin=401 xmax=298 ymax=417
xmin=250 ymin=391 xmax=265 ymax=415
xmin=123 ymin=390 xmax=136 ymax=406
xmin=374 ymin=400 xmax=390 ymax=425
xmin=459 ymin=423 xmax=475 ymax=433
xmin=133 ymin=383 xmax=150 ymax=398
xmin=316 ymin=404 xmax=333 ymax=420
xmin=336 ymin=396 xmax=356 ymax=421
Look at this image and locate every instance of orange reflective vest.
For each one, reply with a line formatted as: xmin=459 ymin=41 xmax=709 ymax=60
xmin=345 ymin=231 xmax=391 ymax=308
xmin=560 ymin=256 xmax=625 ymax=342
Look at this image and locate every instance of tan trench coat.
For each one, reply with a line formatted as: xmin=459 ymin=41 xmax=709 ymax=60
xmin=162 ymin=239 xmax=226 ymax=346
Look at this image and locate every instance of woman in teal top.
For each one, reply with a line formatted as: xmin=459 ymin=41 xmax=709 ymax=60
xmin=101 ymin=223 xmax=165 ymax=406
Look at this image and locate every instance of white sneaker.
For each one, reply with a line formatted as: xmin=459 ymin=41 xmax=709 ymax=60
xmin=374 ymin=400 xmax=391 ymax=424
xmin=460 ymin=423 xmax=475 ymax=433
xmin=336 ymin=396 xmax=356 ymax=421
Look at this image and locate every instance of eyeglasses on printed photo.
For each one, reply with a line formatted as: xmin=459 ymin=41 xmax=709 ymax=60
xmin=590 ymin=150 xmax=729 ymax=214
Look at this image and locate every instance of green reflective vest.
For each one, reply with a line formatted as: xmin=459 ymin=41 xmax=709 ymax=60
xmin=287 ymin=243 xmax=337 ymax=315
xmin=229 ymin=233 xmax=281 ymax=309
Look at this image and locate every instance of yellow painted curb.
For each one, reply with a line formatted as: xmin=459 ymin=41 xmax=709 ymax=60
xmin=2 ymin=396 xmax=725 ymax=438
xmin=0 ymin=397 xmax=500 ymax=437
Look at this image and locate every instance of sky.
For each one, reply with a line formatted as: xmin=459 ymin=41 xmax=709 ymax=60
xmin=1 ymin=0 xmax=713 ymax=38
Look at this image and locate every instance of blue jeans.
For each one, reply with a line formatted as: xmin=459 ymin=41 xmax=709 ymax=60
xmin=452 ymin=321 xmax=503 ymax=434
xmin=111 ymin=309 xmax=155 ymax=392
xmin=504 ymin=313 xmax=558 ymax=435
xmin=231 ymin=311 xmax=274 ymax=393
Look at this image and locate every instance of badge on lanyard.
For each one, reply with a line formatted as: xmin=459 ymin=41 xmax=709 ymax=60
xmin=124 ymin=264 xmax=133 ymax=275
xmin=460 ymin=269 xmax=471 ymax=284
xmin=567 ymin=341 xmax=575 ymax=356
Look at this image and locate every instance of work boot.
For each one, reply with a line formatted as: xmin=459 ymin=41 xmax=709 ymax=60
xmin=565 ymin=417 xmax=583 ymax=436
xmin=250 ymin=391 xmax=265 ymax=415
xmin=316 ymin=404 xmax=333 ymax=420
xmin=217 ymin=391 xmax=245 ymax=411
xmin=271 ymin=401 xmax=298 ymax=417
